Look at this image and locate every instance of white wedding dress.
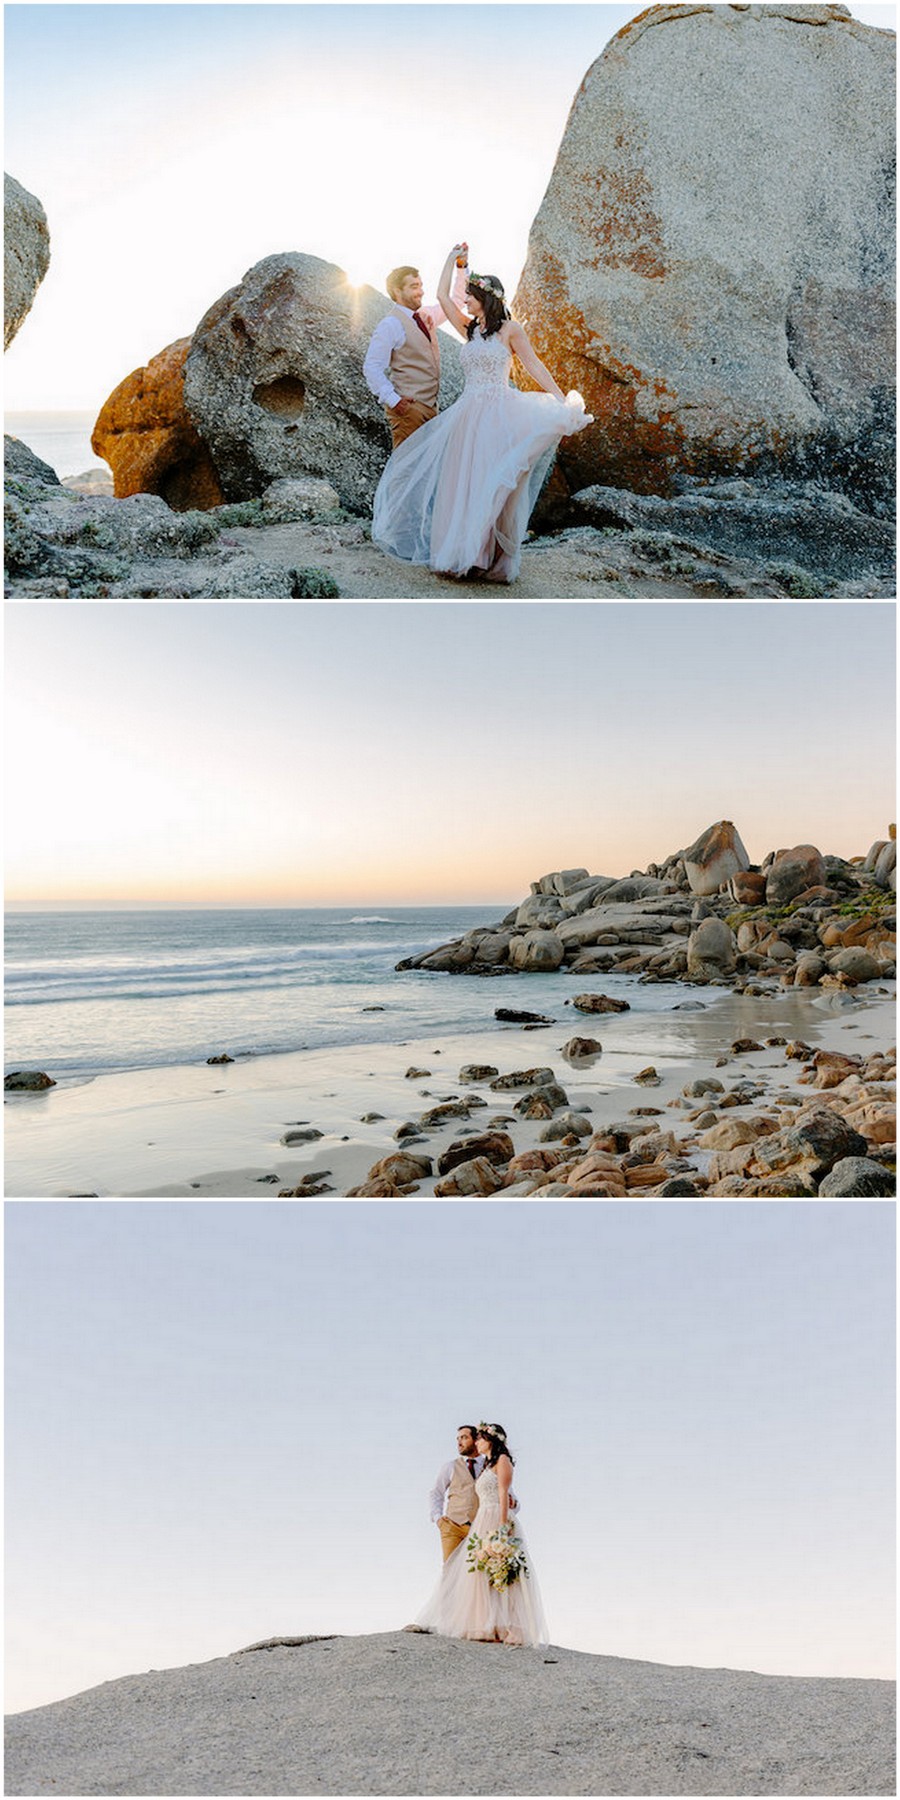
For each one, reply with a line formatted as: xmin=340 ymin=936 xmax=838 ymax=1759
xmin=372 ymin=331 xmax=592 ymax=583
xmin=416 ymin=1467 xmax=549 ymax=1646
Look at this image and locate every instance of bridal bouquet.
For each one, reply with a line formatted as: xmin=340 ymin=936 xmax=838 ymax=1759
xmin=466 ymin=1523 xmax=529 ymax=1590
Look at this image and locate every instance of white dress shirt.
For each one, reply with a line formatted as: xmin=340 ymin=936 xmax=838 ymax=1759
xmin=429 ymin=1453 xmax=486 ymax=1523
xmin=364 ymin=264 xmax=470 ymax=409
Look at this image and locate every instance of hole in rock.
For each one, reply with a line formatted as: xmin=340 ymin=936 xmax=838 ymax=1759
xmin=252 ymin=376 xmax=307 ymax=418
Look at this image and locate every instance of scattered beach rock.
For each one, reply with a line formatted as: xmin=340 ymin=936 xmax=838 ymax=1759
xmin=4 ymin=1069 xmax=56 ymax=1091
xmin=561 ymin=1037 xmax=603 ymax=1061
xmin=494 ymin=1009 xmax=553 ymax=1025
xmin=572 ymin=994 xmax=629 ymax=1014
xmin=436 ymin=1130 xmax=515 ymax=1177
xmin=817 ymin=1155 xmax=897 ymax=1196
xmin=4 ymin=172 xmax=50 ymax=349
xmin=458 ymin=1064 xmax=499 ymax=1083
xmin=279 ymin=1127 xmax=324 ymax=1145
xmin=206 ymin=1053 xmax=234 ymax=1065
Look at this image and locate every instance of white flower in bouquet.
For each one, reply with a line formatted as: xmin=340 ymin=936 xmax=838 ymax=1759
xmin=466 ymin=1523 xmax=529 ymax=1590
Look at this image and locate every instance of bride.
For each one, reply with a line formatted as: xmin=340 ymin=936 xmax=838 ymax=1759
xmin=372 ymin=245 xmax=592 ymax=584
xmin=416 ymin=1424 xmax=548 ymax=1647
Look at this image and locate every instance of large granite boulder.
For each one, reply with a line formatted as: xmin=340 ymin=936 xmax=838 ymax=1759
xmin=683 ymin=821 xmax=750 ymax=897
xmin=513 ymin=6 xmax=895 ymax=502
xmin=92 ymin=339 xmax=224 ymax=511
xmin=4 ymin=173 xmax=50 ymax=350
xmin=766 ymin=844 xmax=826 ymax=905
xmin=687 ymin=917 xmax=737 ymax=980
xmin=507 ymin=929 xmax=566 ymax=972
xmin=184 ymin=252 xmax=462 ymax=512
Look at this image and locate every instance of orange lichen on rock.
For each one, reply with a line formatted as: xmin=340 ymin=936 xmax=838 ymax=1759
xmin=514 ymin=249 xmax=689 ymax=494
xmin=92 ymin=339 xmax=224 ymax=511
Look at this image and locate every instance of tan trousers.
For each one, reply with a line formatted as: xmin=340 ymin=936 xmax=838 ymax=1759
xmin=387 ymin=400 xmax=437 ymax=451
xmin=438 ymin=1517 xmax=471 ymax=1561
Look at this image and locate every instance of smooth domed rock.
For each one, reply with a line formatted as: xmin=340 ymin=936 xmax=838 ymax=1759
xmin=683 ymin=821 xmax=750 ymax=897
xmin=4 ymin=173 xmax=50 ymax=349
xmin=766 ymin=844 xmax=826 ymax=905
xmin=687 ymin=916 xmax=737 ymax=979
xmin=513 ymin=6 xmax=895 ymax=502
xmin=184 ymin=252 xmax=462 ymax=511
xmin=92 ymin=339 xmax=225 ymax=510
xmin=826 ymin=947 xmax=883 ymax=983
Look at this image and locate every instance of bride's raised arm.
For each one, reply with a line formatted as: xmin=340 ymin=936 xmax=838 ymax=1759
xmin=437 ymin=245 xmax=472 ymax=339
xmin=496 ymin=1452 xmax=514 ymax=1527
xmin=506 ymin=319 xmax=566 ymax=402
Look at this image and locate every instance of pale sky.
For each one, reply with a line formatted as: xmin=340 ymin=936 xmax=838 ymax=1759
xmin=4 ymin=601 xmax=896 ymax=908
xmin=4 ymin=3 xmax=895 ymax=411
xmin=5 ymin=1200 xmax=895 ymax=1715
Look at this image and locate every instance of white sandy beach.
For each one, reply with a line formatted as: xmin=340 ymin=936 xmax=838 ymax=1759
xmin=4 ymin=985 xmax=894 ymax=1199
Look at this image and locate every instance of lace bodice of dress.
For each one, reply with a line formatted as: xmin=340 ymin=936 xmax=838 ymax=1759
xmin=475 ymin=1468 xmax=500 ymax=1502
xmin=461 ymin=331 xmax=511 ymax=393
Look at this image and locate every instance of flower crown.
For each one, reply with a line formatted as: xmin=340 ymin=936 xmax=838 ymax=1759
xmin=477 ymin=1422 xmax=507 ymax=1441
xmin=468 ymin=273 xmax=505 ymax=299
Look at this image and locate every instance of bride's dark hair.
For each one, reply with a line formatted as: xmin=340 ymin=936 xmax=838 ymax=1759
xmin=477 ymin=1422 xmax=515 ymax=1467
xmin=466 ymin=276 xmax=510 ymax=340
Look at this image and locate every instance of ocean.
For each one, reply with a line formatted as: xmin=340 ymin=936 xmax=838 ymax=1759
xmin=6 ymin=411 xmax=103 ymax=479
xmin=4 ymin=907 xmax=695 ymax=1084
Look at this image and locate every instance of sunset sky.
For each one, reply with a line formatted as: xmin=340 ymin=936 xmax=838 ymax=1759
xmin=5 ymin=601 xmax=895 ymax=909
xmin=6 ymin=1200 xmax=895 ymax=1712
xmin=4 ymin=2 xmax=894 ymax=412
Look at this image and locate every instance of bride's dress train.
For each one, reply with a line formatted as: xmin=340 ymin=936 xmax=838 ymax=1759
xmin=372 ymin=332 xmax=591 ymax=583
xmin=416 ymin=1468 xmax=548 ymax=1646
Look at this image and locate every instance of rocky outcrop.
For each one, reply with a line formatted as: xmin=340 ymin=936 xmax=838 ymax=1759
xmin=4 ymin=1070 xmax=56 ymax=1091
xmin=4 ymin=173 xmax=50 ymax=349
xmin=398 ymin=820 xmax=895 ymax=995
xmin=4 ymin=462 xmax=342 ymax=598
xmin=92 ymin=339 xmax=225 ymax=511
xmin=183 ymin=253 xmax=462 ymax=512
xmin=514 ymin=6 xmax=895 ymax=507
xmin=571 ymin=478 xmax=896 ymax=591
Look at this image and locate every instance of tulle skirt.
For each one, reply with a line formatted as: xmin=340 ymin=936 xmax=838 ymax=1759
xmin=415 ymin=1500 xmax=549 ymax=1647
xmin=372 ymin=386 xmax=591 ymax=583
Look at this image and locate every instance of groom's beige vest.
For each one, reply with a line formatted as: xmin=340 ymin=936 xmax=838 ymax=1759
xmin=389 ymin=305 xmax=441 ymax=407
xmin=445 ymin=1457 xmax=479 ymax=1526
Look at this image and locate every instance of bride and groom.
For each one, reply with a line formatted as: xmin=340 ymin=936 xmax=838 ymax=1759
xmin=412 ymin=1423 xmax=548 ymax=1648
xmin=363 ymin=245 xmax=592 ymax=585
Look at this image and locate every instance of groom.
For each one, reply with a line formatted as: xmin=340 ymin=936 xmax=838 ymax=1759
xmin=428 ymin=1424 xmax=484 ymax=1561
xmin=363 ymin=252 xmax=468 ymax=452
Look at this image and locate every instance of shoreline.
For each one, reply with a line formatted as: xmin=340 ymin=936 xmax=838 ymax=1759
xmin=5 ymin=984 xmax=894 ymax=1199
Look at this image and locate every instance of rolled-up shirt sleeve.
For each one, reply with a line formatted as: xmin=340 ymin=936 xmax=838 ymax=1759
xmin=364 ymin=314 xmax=405 ymax=408
xmin=429 ymin=1459 xmax=454 ymax=1523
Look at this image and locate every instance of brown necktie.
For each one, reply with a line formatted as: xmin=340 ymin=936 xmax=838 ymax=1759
xmin=467 ymin=1458 xmax=476 ymax=1477
xmin=412 ymin=310 xmax=431 ymax=341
